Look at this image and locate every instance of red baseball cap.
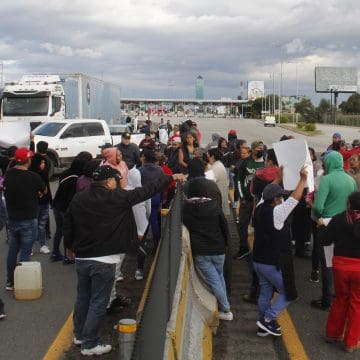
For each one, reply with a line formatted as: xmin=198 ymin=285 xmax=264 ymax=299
xmin=15 ymin=148 xmax=34 ymax=162
xmin=228 ymin=129 xmax=237 ymax=135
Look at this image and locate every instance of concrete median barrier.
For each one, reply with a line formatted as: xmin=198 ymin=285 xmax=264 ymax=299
xmin=164 ymin=226 xmax=218 ymax=360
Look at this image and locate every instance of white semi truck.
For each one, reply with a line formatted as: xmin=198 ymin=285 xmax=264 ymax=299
xmin=0 ymin=74 xmax=121 ymax=125
xmin=0 ymin=73 xmax=125 ymax=149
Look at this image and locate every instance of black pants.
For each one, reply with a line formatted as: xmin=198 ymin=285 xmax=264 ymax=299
xmin=237 ymin=200 xmax=253 ymax=251
xmin=292 ymin=198 xmax=311 ymax=256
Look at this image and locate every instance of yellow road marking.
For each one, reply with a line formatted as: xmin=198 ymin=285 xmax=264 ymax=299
xmin=42 ymin=311 xmax=73 ymax=360
xmin=278 ymin=310 xmax=309 ymax=360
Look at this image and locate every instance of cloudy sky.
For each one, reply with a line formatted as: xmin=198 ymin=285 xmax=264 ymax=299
xmin=0 ymin=0 xmax=359 ymax=103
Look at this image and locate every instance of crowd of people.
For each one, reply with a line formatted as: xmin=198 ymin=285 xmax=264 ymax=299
xmin=0 ymin=118 xmax=360 ymax=355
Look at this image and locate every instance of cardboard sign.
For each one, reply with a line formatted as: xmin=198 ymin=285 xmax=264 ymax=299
xmin=273 ymin=139 xmax=314 ymax=192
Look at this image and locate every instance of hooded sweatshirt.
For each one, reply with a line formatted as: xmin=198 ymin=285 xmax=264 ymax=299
xmin=103 ymin=147 xmax=128 ymax=189
xmin=205 ymin=133 xmax=221 ymax=150
xmin=313 ymin=151 xmax=357 ymax=218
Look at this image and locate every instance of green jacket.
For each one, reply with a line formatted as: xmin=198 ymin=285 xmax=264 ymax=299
xmin=313 ymin=151 xmax=357 ymax=218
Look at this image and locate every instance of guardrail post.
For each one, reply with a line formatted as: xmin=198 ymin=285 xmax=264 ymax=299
xmin=118 ymin=318 xmax=137 ymax=360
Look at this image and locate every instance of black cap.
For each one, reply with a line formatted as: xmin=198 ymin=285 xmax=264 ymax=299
xmin=263 ymin=184 xmax=290 ymax=201
xmin=93 ymin=165 xmax=122 ymax=181
xmin=98 ymin=143 xmax=113 ymax=150
xmin=122 ymin=133 xmax=131 ymax=140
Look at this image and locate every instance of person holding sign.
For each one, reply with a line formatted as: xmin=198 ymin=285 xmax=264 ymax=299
xmin=253 ymin=167 xmax=308 ymax=337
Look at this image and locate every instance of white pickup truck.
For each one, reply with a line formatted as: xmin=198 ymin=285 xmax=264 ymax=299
xmin=32 ymin=119 xmax=144 ymax=175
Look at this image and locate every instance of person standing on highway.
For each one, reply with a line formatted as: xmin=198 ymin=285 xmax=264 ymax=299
xmin=116 ymin=132 xmax=140 ymax=170
xmin=327 ymin=132 xmax=342 ymax=151
xmin=135 ymin=150 xmax=165 ymax=280
xmin=3 ymin=148 xmax=46 ymax=290
xmin=102 ymin=147 xmax=129 ymax=189
xmin=183 ymin=167 xmax=232 ymax=321
xmin=253 ymin=167 xmax=308 ymax=337
xmin=63 ymin=165 xmax=183 ymax=356
xmin=29 ymin=141 xmax=52 ymax=254
xmin=208 ymin=148 xmax=230 ymax=216
xmin=235 ymin=140 xmax=265 ymax=259
xmin=51 ymin=155 xmax=90 ymax=263
xmin=311 ymin=151 xmax=357 ymax=310
xmin=179 ymin=131 xmax=199 ymax=174
xmin=318 ymin=191 xmax=360 ymax=353
xmin=347 ymin=154 xmax=360 ymax=189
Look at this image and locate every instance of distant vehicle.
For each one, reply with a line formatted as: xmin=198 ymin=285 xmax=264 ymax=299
xmin=264 ymin=116 xmax=276 ymax=127
xmin=33 ymin=119 xmax=144 ymax=177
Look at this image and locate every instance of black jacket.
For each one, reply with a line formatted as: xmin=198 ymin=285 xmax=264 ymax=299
xmin=183 ymin=198 xmax=228 ymax=256
xmin=319 ymin=211 xmax=360 ymax=258
xmin=63 ymin=175 xmax=172 ymax=257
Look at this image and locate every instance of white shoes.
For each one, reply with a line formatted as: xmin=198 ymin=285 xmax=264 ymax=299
xmin=40 ymin=245 xmax=50 ymax=254
xmin=135 ymin=269 xmax=144 ymax=280
xmin=219 ymin=311 xmax=234 ymax=321
xmin=73 ymin=337 xmax=82 ymax=345
xmin=116 ymin=271 xmax=124 ymax=282
xmin=81 ymin=344 xmax=112 ymax=356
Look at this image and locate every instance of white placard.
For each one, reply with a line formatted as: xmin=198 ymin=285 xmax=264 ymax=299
xmin=0 ymin=121 xmax=31 ymax=148
xmin=273 ymin=139 xmax=314 ymax=192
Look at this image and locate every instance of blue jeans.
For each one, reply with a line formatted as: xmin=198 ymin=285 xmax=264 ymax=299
xmin=52 ymin=208 xmax=64 ymax=255
xmin=7 ymin=218 xmax=38 ymax=284
xmin=37 ymin=203 xmax=50 ymax=247
xmin=73 ymin=260 xmax=115 ymax=349
xmin=253 ymin=262 xmax=291 ymax=320
xmin=195 ymin=254 xmax=230 ymax=312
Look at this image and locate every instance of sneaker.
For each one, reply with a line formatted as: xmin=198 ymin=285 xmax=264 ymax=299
xmin=50 ymin=253 xmax=64 ymax=262
xmin=256 ymin=318 xmax=282 ymax=336
xmin=242 ymin=294 xmax=258 ymax=305
xmin=236 ymin=217 xmax=240 ymax=224
xmin=73 ymin=337 xmax=82 ymax=345
xmin=218 ymin=311 xmax=233 ymax=321
xmin=116 ymin=271 xmax=124 ymax=282
xmin=81 ymin=344 xmax=112 ymax=356
xmin=5 ymin=282 xmax=13 ymax=291
xmin=40 ymin=245 xmax=50 ymax=254
xmin=135 ymin=269 xmax=144 ymax=281
xmin=63 ymin=257 xmax=75 ymax=265
xmin=107 ymin=295 xmax=131 ymax=313
xmin=309 ymin=270 xmax=320 ymax=283
xmin=257 ymin=327 xmax=269 ymax=337
xmin=234 ymin=248 xmax=250 ymax=260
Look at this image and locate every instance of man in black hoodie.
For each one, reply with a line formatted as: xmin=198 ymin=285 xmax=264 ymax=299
xmin=63 ymin=165 xmax=183 ymax=356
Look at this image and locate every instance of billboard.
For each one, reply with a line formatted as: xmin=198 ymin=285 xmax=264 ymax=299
xmin=315 ymin=67 xmax=358 ymax=93
xmin=247 ymin=81 xmax=264 ymax=100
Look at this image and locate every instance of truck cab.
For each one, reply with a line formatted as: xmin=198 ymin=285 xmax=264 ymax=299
xmin=1 ymin=75 xmax=64 ymax=126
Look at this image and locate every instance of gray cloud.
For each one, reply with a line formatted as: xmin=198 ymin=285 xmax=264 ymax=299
xmin=0 ymin=0 xmax=359 ymax=102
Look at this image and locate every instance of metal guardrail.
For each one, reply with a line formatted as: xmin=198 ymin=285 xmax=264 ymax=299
xmin=131 ymin=185 xmax=183 ymax=360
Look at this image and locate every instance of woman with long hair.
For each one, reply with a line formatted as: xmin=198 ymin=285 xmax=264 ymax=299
xmin=179 ymin=131 xmax=199 ymax=174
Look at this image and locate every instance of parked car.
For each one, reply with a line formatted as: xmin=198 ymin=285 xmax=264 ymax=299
xmin=33 ymin=119 xmax=144 ymax=176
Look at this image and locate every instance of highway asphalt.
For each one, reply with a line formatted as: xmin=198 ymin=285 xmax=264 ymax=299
xmin=0 ymin=116 xmax=359 ymax=359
